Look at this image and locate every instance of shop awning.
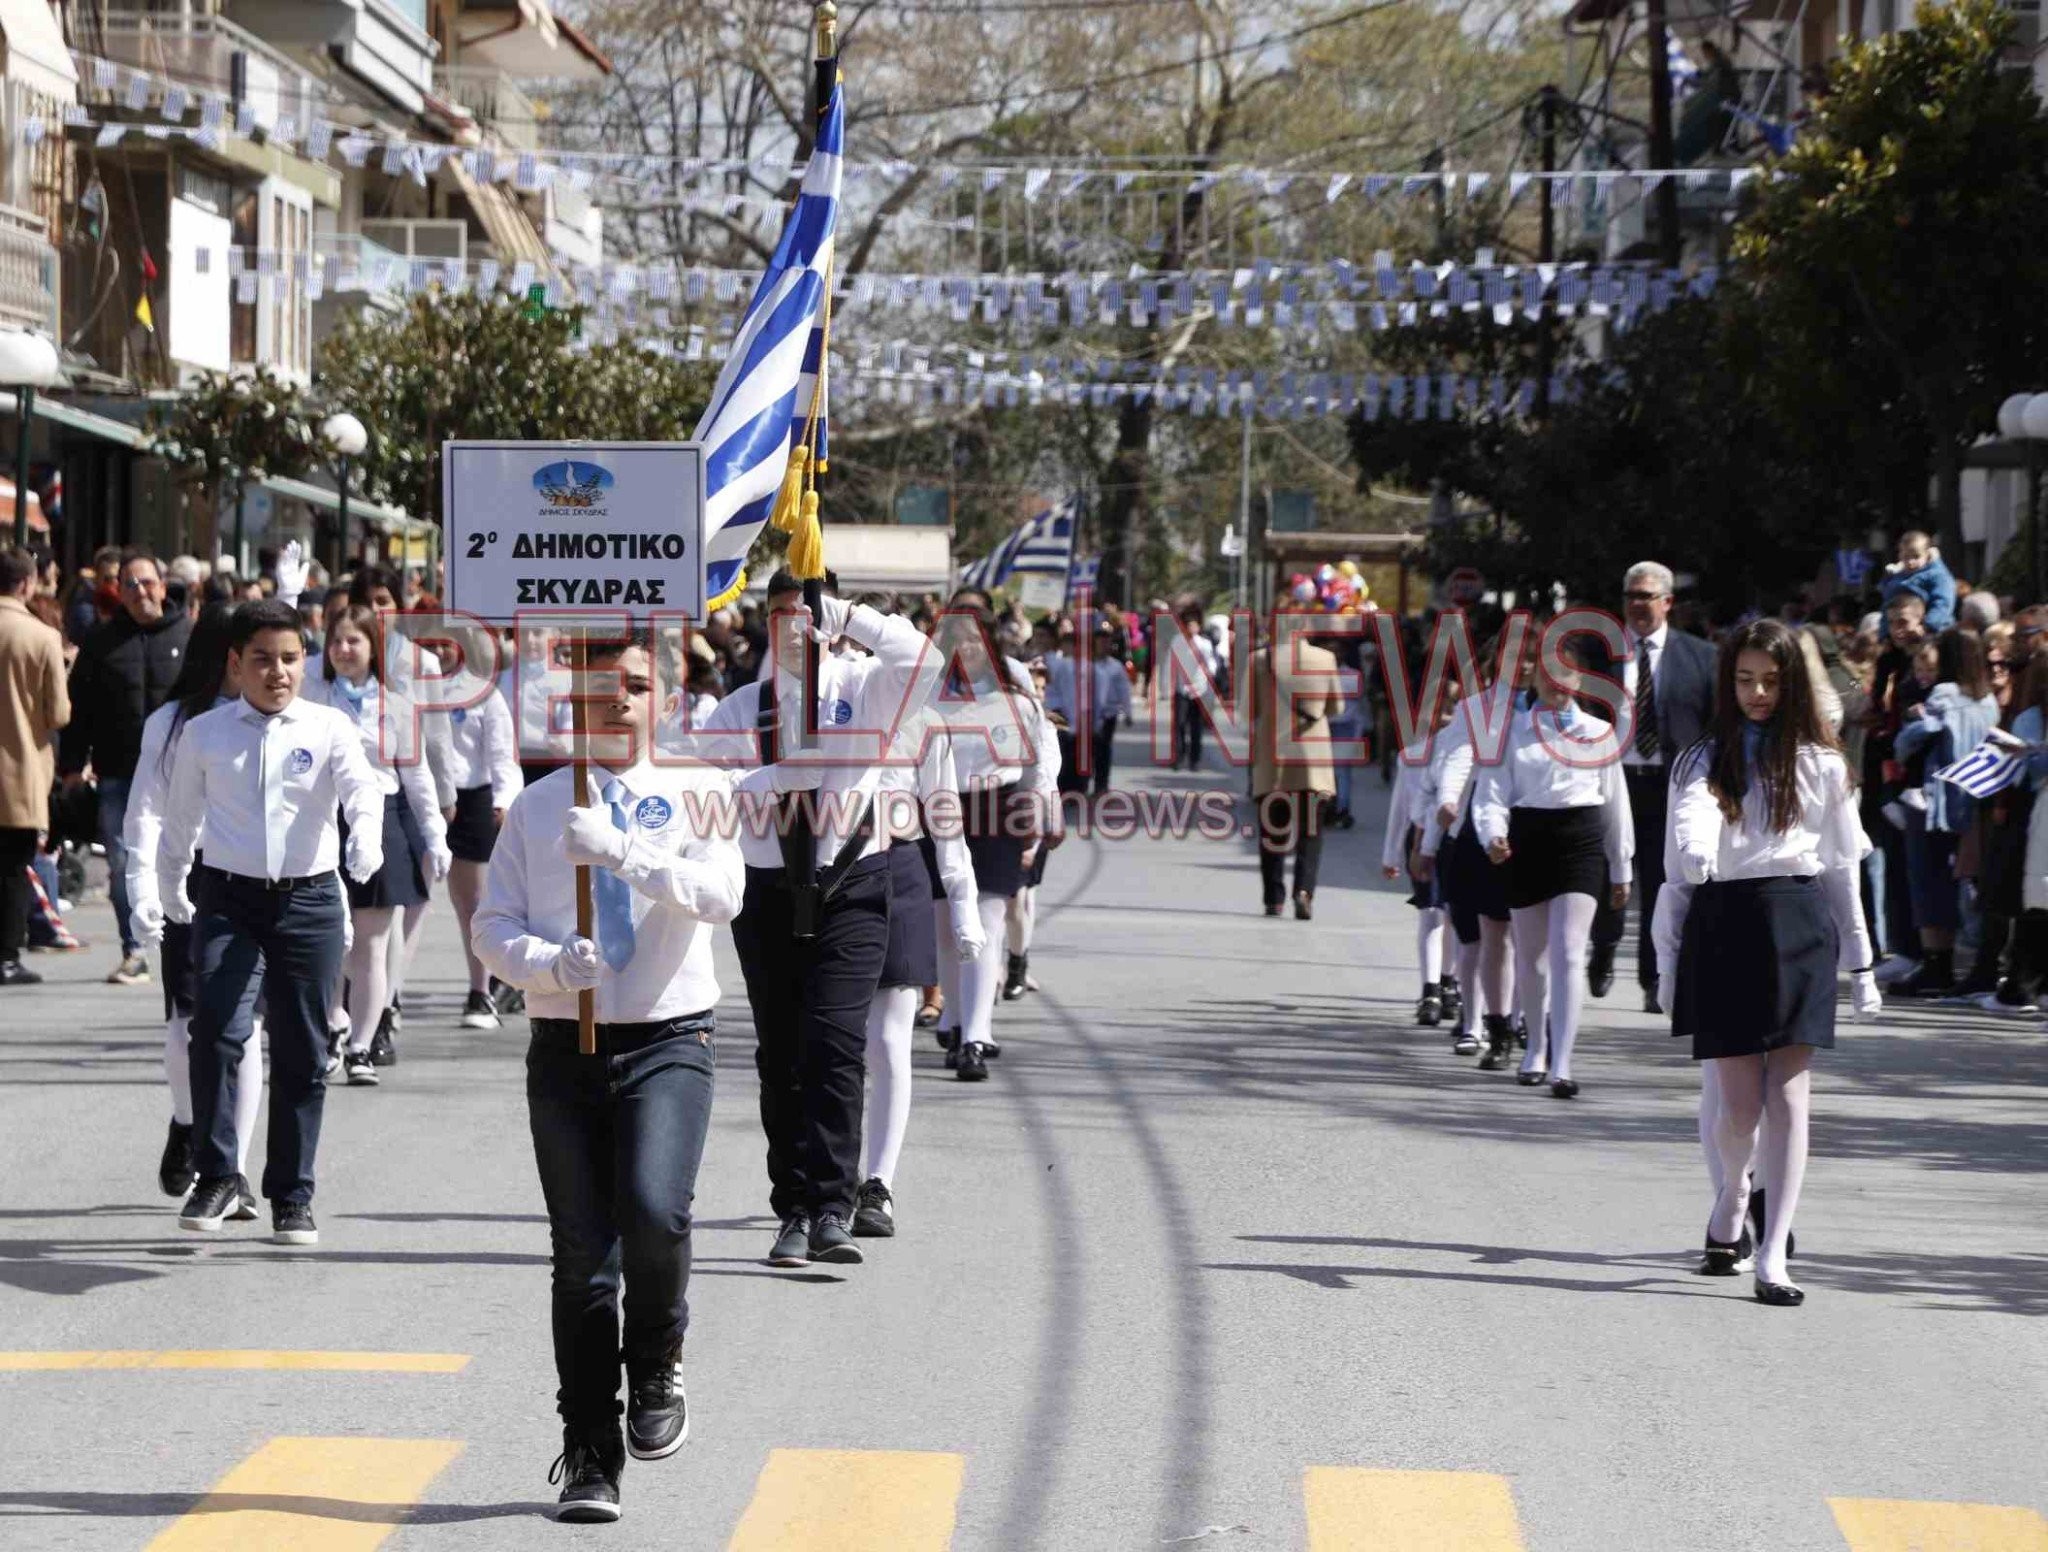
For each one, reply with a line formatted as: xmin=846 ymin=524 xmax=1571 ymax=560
xmin=0 ymin=475 xmax=47 ymax=533
xmin=0 ymin=0 xmax=79 ymax=104
xmin=443 ymin=155 xmax=553 ymax=268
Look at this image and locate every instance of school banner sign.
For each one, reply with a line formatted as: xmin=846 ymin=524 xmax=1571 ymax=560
xmin=443 ymin=441 xmax=707 ymax=622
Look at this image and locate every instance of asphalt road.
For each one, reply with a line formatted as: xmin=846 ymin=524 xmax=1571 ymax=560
xmin=2 ymin=719 xmax=2044 ymax=1551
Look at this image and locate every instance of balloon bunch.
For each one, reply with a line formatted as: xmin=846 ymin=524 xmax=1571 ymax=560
xmin=1286 ymin=561 xmax=1372 ymax=613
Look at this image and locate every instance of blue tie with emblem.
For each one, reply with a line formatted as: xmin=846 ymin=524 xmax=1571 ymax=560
xmin=593 ymin=779 xmax=636 ymax=971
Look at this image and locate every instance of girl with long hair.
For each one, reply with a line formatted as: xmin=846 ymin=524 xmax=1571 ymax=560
xmin=123 ymin=603 xmax=262 ymax=1213
xmin=1471 ymin=638 xmax=1633 ymax=1097
xmin=305 ymin=604 xmax=450 ymax=1086
xmin=1653 ymin=619 xmax=1880 ymax=1306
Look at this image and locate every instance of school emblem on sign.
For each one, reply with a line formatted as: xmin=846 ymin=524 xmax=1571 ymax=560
xmin=287 ymin=748 xmax=315 ymax=776
xmin=634 ymin=796 xmax=673 ymax=831
xmin=532 ymin=459 xmax=615 ymax=511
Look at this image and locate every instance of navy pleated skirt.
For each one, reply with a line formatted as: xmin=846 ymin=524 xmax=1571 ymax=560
xmin=1674 ymin=875 xmax=1838 ymax=1059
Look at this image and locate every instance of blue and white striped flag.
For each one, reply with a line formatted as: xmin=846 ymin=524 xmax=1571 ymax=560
xmin=693 ymin=72 xmax=843 ymax=608
xmin=1936 ymin=743 xmax=2023 ymax=799
xmin=957 ymin=496 xmax=1078 ymax=590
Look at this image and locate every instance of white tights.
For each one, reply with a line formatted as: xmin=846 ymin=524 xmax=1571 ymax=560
xmin=937 ymin=896 xmax=1009 ymax=1049
xmin=862 ymin=985 xmax=918 ymax=1187
xmin=1510 ymin=893 xmax=1597 ymax=1081
xmin=391 ymin=899 xmax=430 ymax=1005
xmin=1006 ymin=887 xmax=1036 ymax=956
xmin=1416 ymin=907 xmax=1445 ymax=988
xmin=1705 ymin=1049 xmax=1812 ymax=1286
xmin=164 ymin=1014 xmax=261 ymax=1172
xmin=346 ymin=906 xmax=398 ymax=1054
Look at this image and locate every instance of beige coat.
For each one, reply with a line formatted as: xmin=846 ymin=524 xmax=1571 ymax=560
xmin=0 ymin=595 xmax=71 ymax=830
xmin=1248 ymin=639 xmax=1339 ymax=798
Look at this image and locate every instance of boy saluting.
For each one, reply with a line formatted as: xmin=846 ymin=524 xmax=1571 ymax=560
xmin=473 ymin=627 xmax=743 ymax=1524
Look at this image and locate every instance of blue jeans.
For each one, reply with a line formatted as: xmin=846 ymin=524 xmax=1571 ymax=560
xmin=95 ymin=776 xmax=135 ymax=954
xmin=527 ymin=1014 xmax=716 ymax=1427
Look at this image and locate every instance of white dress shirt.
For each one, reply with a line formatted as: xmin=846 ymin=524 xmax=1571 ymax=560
xmin=940 ymin=657 xmax=1062 ymax=804
xmin=696 ymin=603 xmax=938 ymax=871
xmin=472 ymin=761 xmax=744 ymax=1022
xmin=124 ymin=697 xmax=225 ymax=920
xmin=1650 ymin=743 xmax=1874 ymax=990
xmin=158 ymin=694 xmax=385 ymax=907
xmin=1382 ymin=728 xmax=1453 ymax=872
xmin=1622 ymin=624 xmax=1668 ymax=768
xmin=301 ymin=676 xmax=449 ymax=857
xmin=445 ymin=685 xmax=523 ymax=805
xmin=1470 ymin=702 xmax=1633 ymax=884
xmin=1420 ymin=683 xmax=1524 ymax=853
xmin=383 ymin=633 xmax=458 ymax=807
xmin=875 ymin=706 xmax=979 ymax=915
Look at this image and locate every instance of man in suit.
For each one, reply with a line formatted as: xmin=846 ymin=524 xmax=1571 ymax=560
xmin=0 ymin=547 xmax=72 ymax=986
xmin=1249 ymin=618 xmax=1343 ymax=920
xmin=1589 ymin=560 xmax=1716 ymax=1010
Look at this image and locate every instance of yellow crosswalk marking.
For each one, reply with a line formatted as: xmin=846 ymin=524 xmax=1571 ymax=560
xmin=726 ymin=1448 xmax=965 ymax=1551
xmin=145 ymin=1437 xmax=463 ymax=1552
xmin=1830 ymin=1496 xmax=2048 ymax=1551
xmin=0 ymin=1350 xmax=470 ymax=1373
xmin=1305 ymin=1467 xmax=1527 ymax=1551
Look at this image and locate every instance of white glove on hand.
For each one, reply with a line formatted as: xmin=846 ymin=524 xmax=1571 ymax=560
xmin=344 ymin=830 xmax=382 ymax=885
xmin=562 ymin=806 xmax=630 ymax=869
xmin=425 ymin=842 xmax=454 ymax=884
xmin=131 ymin=895 xmax=165 ymax=948
xmin=164 ymin=885 xmax=195 ymax=927
xmin=555 ymin=936 xmax=604 ymax=991
xmin=775 ymin=759 xmax=825 ymax=793
xmin=1849 ymin=970 xmax=1881 ymax=1021
xmin=1679 ymin=849 xmax=1716 ymax=886
xmin=274 ymin=539 xmax=309 ymax=607
xmin=813 ymin=594 xmax=852 ymax=642
xmin=948 ymin=897 xmax=986 ymax=961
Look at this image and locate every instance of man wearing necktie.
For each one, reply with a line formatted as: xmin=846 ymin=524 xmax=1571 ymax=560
xmin=1589 ymin=561 xmax=1717 ymax=1010
xmin=473 ymin=627 xmax=745 ymax=1524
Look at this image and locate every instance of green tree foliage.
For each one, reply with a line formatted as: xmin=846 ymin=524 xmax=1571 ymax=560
xmin=315 ymin=291 xmax=715 ymax=523
xmin=150 ymin=366 xmax=324 ymax=513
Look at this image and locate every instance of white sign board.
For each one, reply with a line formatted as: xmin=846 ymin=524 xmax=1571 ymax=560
xmin=1016 ymin=573 xmax=1068 ymax=612
xmin=443 ymin=441 xmax=707 ymax=623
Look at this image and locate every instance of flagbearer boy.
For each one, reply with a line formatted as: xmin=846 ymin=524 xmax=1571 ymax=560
xmin=473 ymin=626 xmax=744 ymax=1524
xmin=157 ymin=599 xmax=384 ymax=1246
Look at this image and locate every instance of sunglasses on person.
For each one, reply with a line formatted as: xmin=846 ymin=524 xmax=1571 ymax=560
xmin=1622 ymin=589 xmax=1668 ymax=603
xmin=120 ymin=575 xmax=163 ymax=593
xmin=1988 ymin=657 xmax=2012 ymax=675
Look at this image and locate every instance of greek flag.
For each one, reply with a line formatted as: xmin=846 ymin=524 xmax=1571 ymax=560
xmin=957 ymin=496 xmax=1078 ymax=590
xmin=1936 ymin=743 xmax=2023 ymax=799
xmin=693 ymin=72 xmax=842 ymax=606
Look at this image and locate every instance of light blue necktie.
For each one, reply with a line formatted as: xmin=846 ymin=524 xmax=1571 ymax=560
xmin=593 ymin=779 xmax=636 ymax=971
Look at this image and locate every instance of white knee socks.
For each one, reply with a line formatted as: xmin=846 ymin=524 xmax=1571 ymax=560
xmin=959 ymin=896 xmax=1010 ymax=1049
xmin=863 ymin=986 xmax=917 ymax=1186
xmin=1546 ymin=894 xmax=1597 ymax=1083
xmin=1755 ymin=1053 xmax=1812 ymax=1284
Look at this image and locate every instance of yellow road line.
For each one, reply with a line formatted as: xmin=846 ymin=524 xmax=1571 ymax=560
xmin=1305 ymin=1466 xmax=1527 ymax=1552
xmin=0 ymin=1350 xmax=470 ymax=1372
xmin=726 ymin=1448 xmax=965 ymax=1551
xmin=145 ymin=1437 xmax=463 ymax=1552
xmin=1830 ymin=1496 xmax=2048 ymax=1551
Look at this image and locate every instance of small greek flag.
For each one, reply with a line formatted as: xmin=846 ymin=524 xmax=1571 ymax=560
xmin=1936 ymin=743 xmax=2023 ymax=799
xmin=958 ymin=496 xmax=1079 ymax=591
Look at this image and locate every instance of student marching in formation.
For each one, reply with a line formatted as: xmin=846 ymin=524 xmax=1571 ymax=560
xmin=124 ymin=603 xmax=262 ymax=1214
xmin=1383 ymin=686 xmax=1462 ymax=1030
xmin=441 ymin=626 xmax=523 ymax=1031
xmin=473 ymin=626 xmax=743 ymax=1522
xmin=1653 ymin=619 xmax=1880 ymax=1306
xmin=855 ymin=697 xmax=983 ymax=1237
xmin=157 ymin=599 xmax=383 ymax=1245
xmin=1472 ymin=640 xmax=1633 ymax=1097
xmin=304 ymin=605 xmax=451 ymax=1087
xmin=929 ymin=589 xmax=1062 ymax=1082
xmin=697 ymin=571 xmax=936 ymax=1269
xmin=1001 ymin=650 xmax=1058 ymax=1001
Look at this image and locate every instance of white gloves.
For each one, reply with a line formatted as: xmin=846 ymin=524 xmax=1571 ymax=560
xmin=1678 ymin=849 xmax=1715 ymax=886
xmin=274 ymin=539 xmax=309 ymax=608
xmin=344 ymin=830 xmax=382 ymax=885
xmin=814 ymin=594 xmax=852 ymax=642
xmin=1849 ymin=970 xmax=1881 ymax=1021
xmin=131 ymin=895 xmax=165 ymax=948
xmin=563 ymin=806 xmax=630 ymax=869
xmin=425 ymin=842 xmax=453 ymax=884
xmin=554 ymin=936 xmax=604 ymax=991
xmin=948 ymin=897 xmax=986 ymax=961
xmin=164 ymin=885 xmax=195 ymax=927
xmin=774 ymin=759 xmax=824 ymax=793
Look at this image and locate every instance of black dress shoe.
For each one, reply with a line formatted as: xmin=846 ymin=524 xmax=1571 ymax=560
xmin=0 ymin=958 xmax=43 ymax=986
xmin=1753 ymin=1278 xmax=1805 ymax=1307
xmin=1587 ymin=946 xmax=1616 ymax=998
xmin=1549 ymin=1078 xmax=1580 ymax=1099
xmin=809 ymin=1212 xmax=865 ymax=1264
xmin=369 ymin=1010 xmax=397 ymax=1066
xmin=1515 ymin=1068 xmax=1547 ymax=1086
xmin=956 ymin=1042 xmax=989 ymax=1081
xmin=626 ymin=1342 xmax=688 ymax=1460
xmin=1002 ymin=953 xmax=1028 ymax=1001
xmin=159 ymin=1120 xmax=196 ymax=1197
xmin=1699 ymin=1228 xmax=1755 ymax=1276
xmin=1415 ymin=988 xmax=1443 ymax=1027
xmin=768 ymin=1215 xmax=811 ymax=1267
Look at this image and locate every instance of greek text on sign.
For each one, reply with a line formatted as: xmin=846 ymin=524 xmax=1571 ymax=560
xmin=443 ymin=442 xmax=708 ymax=623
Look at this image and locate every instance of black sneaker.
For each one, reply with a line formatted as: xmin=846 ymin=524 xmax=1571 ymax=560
xmin=625 ymin=1343 xmax=688 ymax=1460
xmin=231 ymin=1174 xmax=260 ymax=1221
xmin=1415 ymin=986 xmax=1443 ymax=1027
xmin=369 ymin=1009 xmax=397 ymax=1066
xmin=0 ymin=958 xmax=43 ymax=986
xmin=956 ymin=1041 xmax=989 ymax=1081
xmin=551 ymin=1424 xmax=624 ymax=1523
xmin=1002 ymin=953 xmax=1029 ymax=1001
xmin=272 ymin=1201 xmax=319 ymax=1246
xmin=1452 ymin=1028 xmax=1480 ymax=1056
xmin=809 ymin=1212 xmax=864 ymax=1264
xmin=852 ymin=1178 xmax=895 ymax=1238
xmin=768 ymin=1214 xmax=811 ymax=1267
xmin=345 ymin=1051 xmax=379 ymax=1086
xmin=459 ymin=990 xmax=501 ymax=1030
xmin=178 ymin=1175 xmax=241 ymax=1232
xmin=159 ymin=1120 xmax=196 ymax=1197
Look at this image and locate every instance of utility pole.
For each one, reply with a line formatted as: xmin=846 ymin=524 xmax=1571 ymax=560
xmin=1645 ymin=0 xmax=1683 ymax=267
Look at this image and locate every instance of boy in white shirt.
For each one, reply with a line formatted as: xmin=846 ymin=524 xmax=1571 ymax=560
xmin=473 ymin=626 xmax=744 ymax=1525
xmin=156 ymin=599 xmax=384 ymax=1246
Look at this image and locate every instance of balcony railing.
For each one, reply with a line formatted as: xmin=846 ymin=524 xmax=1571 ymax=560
xmin=312 ymin=231 xmax=412 ymax=294
xmin=90 ymin=10 xmax=327 ymax=140
xmin=433 ymin=66 xmax=541 ymax=151
xmin=0 ymin=204 xmax=58 ymax=337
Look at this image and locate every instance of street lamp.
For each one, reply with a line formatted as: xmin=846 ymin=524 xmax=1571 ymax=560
xmin=0 ymin=331 xmax=61 ymax=548
xmin=321 ymin=411 xmax=368 ymax=577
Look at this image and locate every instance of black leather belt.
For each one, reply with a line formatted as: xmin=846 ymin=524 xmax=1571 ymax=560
xmin=219 ymin=869 xmax=337 ymax=893
xmin=531 ymin=1012 xmax=715 ymax=1054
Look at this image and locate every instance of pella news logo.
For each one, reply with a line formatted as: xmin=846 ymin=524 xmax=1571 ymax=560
xmin=533 ymin=459 xmax=614 ymax=513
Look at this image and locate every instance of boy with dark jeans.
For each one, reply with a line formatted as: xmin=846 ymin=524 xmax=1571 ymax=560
xmin=474 ymin=629 xmax=743 ymax=1524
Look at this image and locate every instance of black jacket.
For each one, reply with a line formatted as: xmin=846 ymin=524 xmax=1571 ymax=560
xmin=59 ymin=606 xmax=192 ymax=783
xmin=1587 ymin=626 xmax=1717 ymax=759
